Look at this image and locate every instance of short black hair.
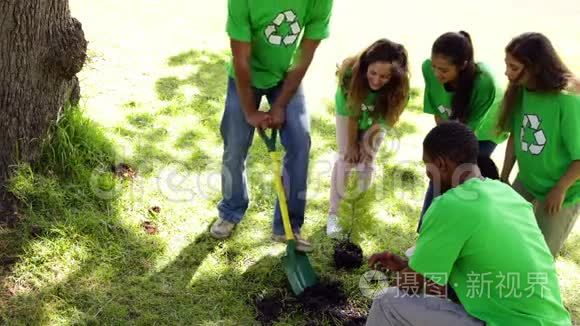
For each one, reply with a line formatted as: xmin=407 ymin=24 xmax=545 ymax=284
xmin=423 ymin=122 xmax=478 ymax=164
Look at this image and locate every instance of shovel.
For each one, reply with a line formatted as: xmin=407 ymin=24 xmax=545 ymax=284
xmin=257 ymin=128 xmax=318 ymax=295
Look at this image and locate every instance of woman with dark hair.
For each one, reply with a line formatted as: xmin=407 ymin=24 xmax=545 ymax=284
xmin=417 ymin=31 xmax=507 ymax=231
xmin=499 ymin=32 xmax=580 ymax=257
xmin=327 ymin=39 xmax=410 ymax=237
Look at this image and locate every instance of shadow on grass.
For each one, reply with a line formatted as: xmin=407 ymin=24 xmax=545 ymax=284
xmin=85 ymin=232 xmax=224 ymax=324
xmin=116 ymin=49 xmax=230 ymax=177
xmin=156 ymin=49 xmax=227 ymax=119
xmin=0 ymin=49 xmax=427 ymax=324
xmin=153 ymin=225 xmax=385 ymax=325
xmin=0 ymin=107 xmax=165 ymax=324
xmin=112 ymin=46 xmax=423 ymax=324
xmin=105 ymin=226 xmax=292 ymax=324
xmin=1 ymin=130 xmax=223 ymax=323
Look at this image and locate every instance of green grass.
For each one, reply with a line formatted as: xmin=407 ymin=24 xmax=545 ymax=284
xmin=1 ymin=0 xmax=579 ymax=324
xmin=0 ymin=50 xmax=426 ymax=325
xmin=2 ymin=48 xmax=577 ymax=324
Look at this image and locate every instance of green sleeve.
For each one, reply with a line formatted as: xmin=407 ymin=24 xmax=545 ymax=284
xmin=409 ymin=197 xmax=477 ymax=285
xmin=422 ymin=60 xmax=438 ymax=116
xmin=335 ymin=85 xmax=353 ymax=116
xmin=303 ymin=0 xmax=333 ymax=40
xmin=560 ymin=94 xmax=580 ymax=160
xmin=467 ymin=69 xmax=497 ymax=131
xmin=226 ymin=0 xmax=251 ymax=42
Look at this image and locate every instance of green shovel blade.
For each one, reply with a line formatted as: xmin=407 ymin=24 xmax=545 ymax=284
xmin=282 ymin=240 xmax=318 ymax=295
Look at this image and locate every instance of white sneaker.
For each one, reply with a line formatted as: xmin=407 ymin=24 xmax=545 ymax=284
xmin=272 ymin=233 xmax=313 ymax=252
xmin=210 ymin=218 xmax=236 ymax=239
xmin=405 ymin=245 xmax=416 ymax=258
xmin=326 ymin=214 xmax=342 ymax=239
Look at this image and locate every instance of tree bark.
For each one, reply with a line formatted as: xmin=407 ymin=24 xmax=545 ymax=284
xmin=0 ymin=0 xmax=87 ymax=194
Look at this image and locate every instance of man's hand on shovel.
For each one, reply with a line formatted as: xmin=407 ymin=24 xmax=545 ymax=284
xmin=246 ymin=111 xmax=272 ymax=129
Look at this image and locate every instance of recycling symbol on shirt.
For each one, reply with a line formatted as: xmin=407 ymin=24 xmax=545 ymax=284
xmin=437 ymin=105 xmax=452 ymax=117
xmin=264 ymin=10 xmax=302 ymax=46
xmin=520 ymin=114 xmax=547 ymax=155
xmin=362 ymin=104 xmax=375 ymax=112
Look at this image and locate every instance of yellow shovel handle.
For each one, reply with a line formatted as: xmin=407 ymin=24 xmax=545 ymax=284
xmin=270 ymin=151 xmax=294 ymax=241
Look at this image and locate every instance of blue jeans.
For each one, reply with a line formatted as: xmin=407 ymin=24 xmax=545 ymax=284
xmin=417 ymin=140 xmax=497 ymax=233
xmin=217 ymin=78 xmax=311 ymax=236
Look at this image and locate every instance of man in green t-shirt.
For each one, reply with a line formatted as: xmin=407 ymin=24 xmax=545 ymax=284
xmin=210 ymin=0 xmax=333 ymax=252
xmin=366 ymin=122 xmax=571 ymax=326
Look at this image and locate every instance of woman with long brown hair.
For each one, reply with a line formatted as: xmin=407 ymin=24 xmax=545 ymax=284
xmin=327 ymin=39 xmax=410 ymax=237
xmin=499 ymin=32 xmax=580 ymax=257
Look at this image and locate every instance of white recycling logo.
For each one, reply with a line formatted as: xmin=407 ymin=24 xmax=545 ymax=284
xmin=520 ymin=114 xmax=547 ymax=155
xmin=437 ymin=105 xmax=452 ymax=117
xmin=362 ymin=103 xmax=374 ymax=112
xmin=264 ymin=10 xmax=301 ymax=46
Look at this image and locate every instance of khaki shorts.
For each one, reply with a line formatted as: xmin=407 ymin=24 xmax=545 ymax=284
xmin=512 ymin=178 xmax=580 ymax=258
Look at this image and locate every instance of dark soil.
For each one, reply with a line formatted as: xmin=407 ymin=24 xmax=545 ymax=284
xmin=112 ymin=163 xmax=137 ymax=179
xmin=148 ymin=206 xmax=161 ymax=215
xmin=300 ymin=281 xmax=367 ymax=325
xmin=254 ymin=290 xmax=287 ymax=326
xmin=253 ymin=281 xmax=369 ymax=325
xmin=298 ymin=281 xmax=347 ymax=312
xmin=1 ymin=256 xmax=19 ymax=269
xmin=141 ymin=221 xmax=158 ymax=235
xmin=333 ymin=240 xmax=363 ymax=270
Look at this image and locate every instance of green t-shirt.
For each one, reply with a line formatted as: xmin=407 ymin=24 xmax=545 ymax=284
xmin=422 ymin=59 xmax=508 ymax=144
xmin=410 ymin=178 xmax=571 ymax=326
xmin=335 ymin=85 xmax=383 ymax=130
xmin=226 ymin=0 xmax=333 ymax=89
xmin=512 ymin=89 xmax=580 ymax=206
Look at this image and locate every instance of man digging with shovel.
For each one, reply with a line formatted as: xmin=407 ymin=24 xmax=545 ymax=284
xmin=210 ymin=0 xmax=333 ymax=254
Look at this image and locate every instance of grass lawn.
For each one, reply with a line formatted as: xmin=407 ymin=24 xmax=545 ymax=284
xmin=1 ymin=0 xmax=579 ymax=325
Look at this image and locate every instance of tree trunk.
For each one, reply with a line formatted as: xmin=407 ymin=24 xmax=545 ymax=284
xmin=0 ymin=0 xmax=87 ymax=195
